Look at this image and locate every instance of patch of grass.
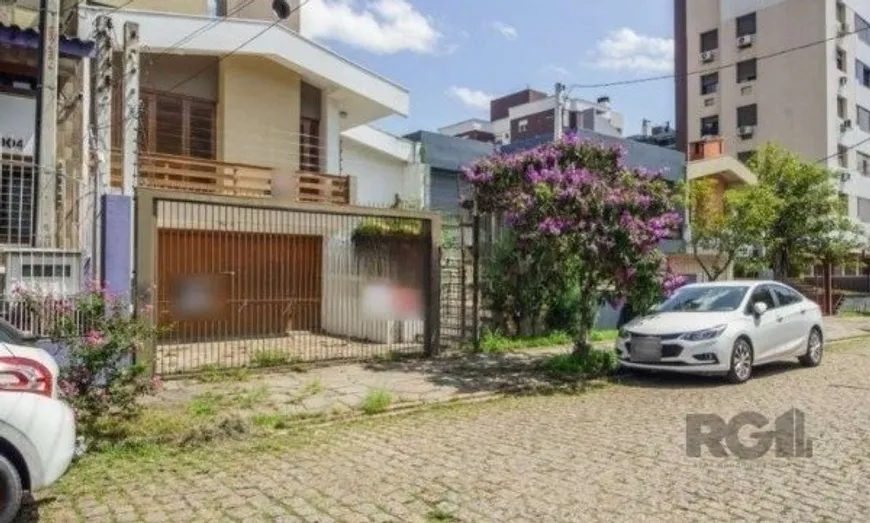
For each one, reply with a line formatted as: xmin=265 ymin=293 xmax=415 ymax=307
xmin=480 ymin=331 xmax=572 ymax=353
xmin=426 ymin=506 xmax=458 ymax=522
xmin=542 ymin=349 xmax=618 ymax=379
xmin=195 ymin=365 xmax=251 ymax=383
xmin=252 ymin=413 xmax=291 ymax=430
xmin=250 ymin=350 xmax=295 ymax=368
xmin=838 ymin=309 xmax=870 ymax=317
xmin=361 ymin=388 xmax=393 ymax=415
xmin=300 ymin=377 xmax=324 ymax=397
xmin=479 ymin=330 xmax=618 ymax=353
xmin=236 ymin=386 xmax=270 ymax=409
xmin=589 ymin=329 xmax=619 ymax=342
xmin=188 ymin=392 xmax=223 ymax=417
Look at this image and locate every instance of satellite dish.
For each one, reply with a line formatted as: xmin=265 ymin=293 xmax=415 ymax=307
xmin=272 ymin=0 xmax=292 ymax=20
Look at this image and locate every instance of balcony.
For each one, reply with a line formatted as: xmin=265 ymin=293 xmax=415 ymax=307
xmin=110 ymin=152 xmax=350 ymax=204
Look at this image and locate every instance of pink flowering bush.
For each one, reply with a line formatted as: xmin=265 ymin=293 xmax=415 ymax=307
xmin=463 ymin=134 xmax=684 ymax=355
xmin=16 ymin=282 xmax=161 ymax=443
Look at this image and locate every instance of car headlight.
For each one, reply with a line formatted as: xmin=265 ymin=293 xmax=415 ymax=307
xmin=681 ymin=325 xmax=727 ymax=342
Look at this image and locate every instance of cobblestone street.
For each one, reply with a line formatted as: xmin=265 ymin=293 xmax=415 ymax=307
xmin=25 ymin=339 xmax=870 ymax=523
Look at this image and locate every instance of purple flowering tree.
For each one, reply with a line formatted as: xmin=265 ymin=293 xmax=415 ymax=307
xmin=463 ymin=135 xmax=685 ymax=356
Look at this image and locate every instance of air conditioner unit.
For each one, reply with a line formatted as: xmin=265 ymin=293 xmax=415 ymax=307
xmin=839 ymin=22 xmax=852 ymax=36
xmin=738 ymin=125 xmax=755 ymax=138
xmin=842 ymin=119 xmax=853 ymax=132
xmin=737 ymin=35 xmax=754 ymax=48
xmin=840 ymin=170 xmax=852 ymax=182
xmin=700 ymin=50 xmax=715 ymax=63
xmin=840 ymin=76 xmax=849 ymax=87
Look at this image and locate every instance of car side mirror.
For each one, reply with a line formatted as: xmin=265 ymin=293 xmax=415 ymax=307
xmin=753 ymin=302 xmax=768 ymax=316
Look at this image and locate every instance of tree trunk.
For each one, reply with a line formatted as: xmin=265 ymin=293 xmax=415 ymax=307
xmin=572 ymin=297 xmax=597 ymax=359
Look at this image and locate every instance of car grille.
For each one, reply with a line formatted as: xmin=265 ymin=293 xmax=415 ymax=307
xmin=624 ymin=341 xmax=683 ymax=358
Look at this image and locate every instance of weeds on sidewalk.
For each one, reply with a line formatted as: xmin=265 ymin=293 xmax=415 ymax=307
xmin=362 ymin=388 xmax=393 ymax=414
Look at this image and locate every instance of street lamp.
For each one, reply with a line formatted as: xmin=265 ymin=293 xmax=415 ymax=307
xmin=272 ymin=0 xmax=292 ymax=19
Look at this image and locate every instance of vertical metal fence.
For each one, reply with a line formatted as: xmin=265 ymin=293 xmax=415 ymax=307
xmin=1 ymin=153 xmax=91 ymax=336
xmin=135 ymin=190 xmax=440 ymax=375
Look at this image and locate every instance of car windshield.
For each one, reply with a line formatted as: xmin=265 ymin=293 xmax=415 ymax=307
xmin=655 ymin=285 xmax=750 ymax=312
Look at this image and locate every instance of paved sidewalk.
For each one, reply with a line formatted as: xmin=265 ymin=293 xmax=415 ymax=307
xmin=151 ymin=316 xmax=870 ymax=424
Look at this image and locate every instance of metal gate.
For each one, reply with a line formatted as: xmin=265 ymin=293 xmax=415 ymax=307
xmin=135 ymin=189 xmax=441 ymax=375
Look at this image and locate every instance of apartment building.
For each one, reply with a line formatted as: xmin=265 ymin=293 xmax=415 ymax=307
xmin=441 ymin=88 xmax=624 ymax=145
xmin=674 ymin=0 xmax=870 ymax=228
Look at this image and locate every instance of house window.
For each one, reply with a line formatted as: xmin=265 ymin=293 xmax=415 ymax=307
xmin=737 ymin=150 xmax=755 ymax=165
xmin=858 ymin=151 xmax=870 ymax=175
xmin=838 ymin=2 xmax=847 ymax=24
xmin=113 ymin=90 xmax=216 ymax=159
xmin=858 ymin=105 xmax=870 ymax=132
xmin=736 ymin=59 xmax=757 ymax=83
xmin=518 ymin=119 xmax=528 ymax=133
xmin=838 ymin=144 xmax=850 ymax=168
xmin=858 ymin=196 xmax=870 ymax=222
xmin=700 ymin=115 xmax=719 ymax=136
xmin=736 ymin=13 xmax=756 ymax=37
xmin=856 ymin=59 xmax=870 ymax=87
xmin=857 ymin=13 xmax=870 ymax=45
xmin=837 ymin=48 xmax=847 ymax=73
xmin=299 ymin=117 xmax=321 ymax=172
xmin=838 ymin=96 xmax=848 ymax=119
xmin=737 ymin=104 xmax=758 ymax=127
xmin=21 ymin=264 xmax=72 ymax=278
xmin=700 ymin=29 xmax=718 ymax=52
xmin=0 ymin=160 xmax=34 ymax=245
xmin=700 ymin=73 xmax=718 ymax=95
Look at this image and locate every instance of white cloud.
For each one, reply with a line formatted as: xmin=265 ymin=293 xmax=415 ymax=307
xmin=587 ymin=28 xmax=674 ymax=73
xmin=446 ymin=86 xmax=494 ymax=111
xmin=302 ymin=0 xmax=441 ymax=54
xmin=540 ymin=64 xmax=571 ymax=78
xmin=490 ymin=21 xmax=518 ymax=40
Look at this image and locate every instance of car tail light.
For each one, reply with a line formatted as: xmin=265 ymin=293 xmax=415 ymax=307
xmin=0 ymin=356 xmax=53 ymax=398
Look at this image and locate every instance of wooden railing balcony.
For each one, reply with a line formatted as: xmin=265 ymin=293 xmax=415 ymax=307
xmin=111 ymin=152 xmax=350 ymax=204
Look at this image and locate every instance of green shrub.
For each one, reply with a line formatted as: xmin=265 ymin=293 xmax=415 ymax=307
xmin=542 ymin=350 xmax=618 ymax=379
xmin=361 ymin=388 xmax=393 ymax=415
xmin=17 ymin=284 xmax=162 ymax=445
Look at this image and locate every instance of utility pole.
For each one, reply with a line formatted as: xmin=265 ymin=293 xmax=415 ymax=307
xmin=34 ymin=0 xmax=60 ymax=248
xmin=122 ymin=21 xmax=140 ymax=302
xmin=92 ymin=14 xmax=113 ymax=280
xmin=553 ymin=82 xmax=565 ymax=141
xmin=122 ymin=22 xmax=140 ymax=196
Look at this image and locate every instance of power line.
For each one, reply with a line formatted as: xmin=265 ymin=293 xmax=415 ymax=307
xmin=564 ymin=27 xmax=869 ymax=90
xmin=816 ymin=136 xmax=870 ymax=164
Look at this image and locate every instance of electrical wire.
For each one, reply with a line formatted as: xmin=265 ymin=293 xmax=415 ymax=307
xmin=563 ymin=26 xmax=869 ymax=91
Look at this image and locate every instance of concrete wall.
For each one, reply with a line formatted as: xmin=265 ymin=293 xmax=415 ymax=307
xmin=684 ymin=0 xmax=830 ymax=161
xmin=341 ymin=139 xmax=416 ymax=207
xmin=142 ymin=54 xmax=219 ymax=101
xmin=218 ymin=55 xmax=302 ymax=173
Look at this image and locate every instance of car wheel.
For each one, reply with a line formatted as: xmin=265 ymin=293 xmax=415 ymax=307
xmin=0 ymin=454 xmax=23 ymax=523
xmin=726 ymin=337 xmax=753 ymax=384
xmin=799 ymin=327 xmax=823 ymax=368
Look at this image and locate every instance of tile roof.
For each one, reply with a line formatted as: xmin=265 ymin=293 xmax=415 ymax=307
xmin=0 ymin=22 xmax=95 ymax=58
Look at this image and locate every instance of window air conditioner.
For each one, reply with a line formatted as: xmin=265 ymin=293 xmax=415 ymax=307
xmin=738 ymin=125 xmax=755 ymax=138
xmin=737 ymin=35 xmax=753 ymax=48
xmin=840 ymin=76 xmax=849 ymax=87
xmin=700 ymin=50 xmax=715 ymax=63
xmin=842 ymin=119 xmax=853 ymax=132
xmin=839 ymin=22 xmax=852 ymax=36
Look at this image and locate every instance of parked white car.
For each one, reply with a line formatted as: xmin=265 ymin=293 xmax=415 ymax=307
xmin=616 ymin=281 xmax=824 ymax=384
xmin=0 ymin=319 xmax=76 ymax=523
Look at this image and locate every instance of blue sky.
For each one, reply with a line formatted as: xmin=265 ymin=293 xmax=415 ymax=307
xmin=300 ymin=0 xmax=675 ymax=137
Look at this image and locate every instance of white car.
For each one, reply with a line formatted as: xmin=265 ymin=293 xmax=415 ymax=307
xmin=616 ymin=281 xmax=824 ymax=384
xmin=0 ymin=320 xmax=77 ymax=523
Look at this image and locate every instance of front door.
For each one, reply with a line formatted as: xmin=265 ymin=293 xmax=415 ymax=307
xmin=745 ymin=285 xmax=781 ymax=361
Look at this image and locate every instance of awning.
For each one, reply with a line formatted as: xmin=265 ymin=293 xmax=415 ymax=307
xmin=0 ymin=22 xmax=95 ymax=58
